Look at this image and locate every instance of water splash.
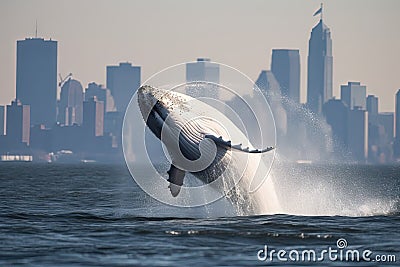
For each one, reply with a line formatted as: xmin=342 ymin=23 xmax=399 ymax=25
xmin=254 ymin=160 xmax=400 ymax=216
xmin=208 ymin=154 xmax=281 ymax=216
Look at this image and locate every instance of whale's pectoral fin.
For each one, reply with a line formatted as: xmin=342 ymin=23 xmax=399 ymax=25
xmin=167 ymin=165 xmax=186 ymax=197
xmin=246 ymin=146 xmax=275 ymax=153
xmin=205 ymin=134 xmax=275 ymax=154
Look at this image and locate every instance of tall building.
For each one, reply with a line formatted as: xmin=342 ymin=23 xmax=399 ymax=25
xmin=347 ymin=107 xmax=368 ymax=162
xmin=341 ymin=82 xmax=367 ymax=110
xmin=254 ymin=70 xmax=287 ymax=134
xmin=271 ymin=49 xmax=300 ymax=103
xmin=323 ymin=99 xmax=348 ymax=147
xmin=83 ymin=97 xmax=104 ymax=137
xmin=255 ymin=70 xmax=280 ymax=96
xmin=106 ymin=62 xmax=141 ymax=114
xmin=6 ymin=99 xmax=30 ymax=145
xmin=368 ymin=112 xmax=395 ymax=163
xmin=378 ymin=112 xmax=394 ymax=141
xmin=58 ymin=78 xmax=84 ymax=126
xmin=367 ymin=95 xmax=380 ymax=162
xmin=16 ymin=38 xmax=57 ymax=128
xmin=186 ymin=58 xmax=220 ymax=98
xmin=339 ymin=82 xmax=368 ymax=162
xmin=366 ymin=95 xmax=379 ymax=116
xmin=0 ymin=106 xmax=4 ymax=135
xmin=307 ymin=18 xmax=333 ymax=114
xmin=396 ymin=90 xmax=400 ymax=141
xmin=394 ymin=90 xmax=400 ymax=158
xmin=84 ymin=82 xmax=115 ymax=114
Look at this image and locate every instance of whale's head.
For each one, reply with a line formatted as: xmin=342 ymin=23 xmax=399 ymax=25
xmin=137 ymin=85 xmax=219 ymax=147
xmin=137 ymin=85 xmax=178 ymax=140
xmin=137 ymin=85 xmax=195 ymax=139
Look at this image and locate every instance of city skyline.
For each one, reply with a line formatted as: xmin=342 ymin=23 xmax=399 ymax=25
xmin=0 ymin=0 xmax=399 ymax=112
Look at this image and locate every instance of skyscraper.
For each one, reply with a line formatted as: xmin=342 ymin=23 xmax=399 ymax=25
xmin=378 ymin=112 xmax=394 ymax=141
xmin=338 ymin=81 xmax=368 ymax=162
xmin=367 ymin=94 xmax=380 ymax=161
xmin=347 ymin=107 xmax=368 ymax=162
xmin=323 ymin=99 xmax=348 ymax=147
xmin=366 ymin=94 xmax=379 ymax=159
xmin=341 ymin=82 xmax=367 ymax=110
xmin=366 ymin=94 xmax=379 ymax=127
xmin=271 ymin=49 xmax=300 ymax=103
xmin=255 ymin=70 xmax=280 ymax=96
xmin=307 ymin=17 xmax=333 ymax=114
xmin=254 ymin=70 xmax=287 ymax=135
xmin=106 ymin=62 xmax=141 ymax=113
xmin=396 ymin=90 xmax=400 ymax=141
xmin=6 ymin=99 xmax=30 ymax=145
xmin=58 ymin=78 xmax=84 ymax=126
xmin=366 ymin=95 xmax=379 ymax=116
xmin=0 ymin=106 xmax=4 ymax=135
xmin=186 ymin=58 xmax=220 ymax=98
xmin=394 ymin=90 xmax=400 ymax=158
xmin=84 ymin=82 xmax=115 ymax=114
xmin=377 ymin=112 xmax=395 ymax=163
xmin=83 ymin=97 xmax=104 ymax=137
xmin=16 ymin=38 xmax=57 ymax=128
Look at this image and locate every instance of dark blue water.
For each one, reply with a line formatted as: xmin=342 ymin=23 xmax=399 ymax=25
xmin=0 ymin=163 xmax=399 ymax=266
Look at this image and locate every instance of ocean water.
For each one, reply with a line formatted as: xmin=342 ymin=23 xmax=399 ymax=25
xmin=0 ymin=163 xmax=399 ymax=266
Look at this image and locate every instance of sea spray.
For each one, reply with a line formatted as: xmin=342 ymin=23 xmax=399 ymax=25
xmin=266 ymin=160 xmax=399 ymax=216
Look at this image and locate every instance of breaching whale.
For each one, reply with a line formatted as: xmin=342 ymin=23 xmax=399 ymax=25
xmin=137 ymin=85 xmax=275 ymax=200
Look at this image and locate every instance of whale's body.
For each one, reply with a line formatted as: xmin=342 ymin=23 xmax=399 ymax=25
xmin=137 ymin=85 xmax=279 ymax=214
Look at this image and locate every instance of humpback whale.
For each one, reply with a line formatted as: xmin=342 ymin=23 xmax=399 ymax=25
xmin=137 ymin=85 xmax=275 ymax=200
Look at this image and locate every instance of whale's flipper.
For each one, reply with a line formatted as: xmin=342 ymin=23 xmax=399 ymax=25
xmin=167 ymin=165 xmax=186 ymax=197
xmin=204 ymin=134 xmax=275 ymax=154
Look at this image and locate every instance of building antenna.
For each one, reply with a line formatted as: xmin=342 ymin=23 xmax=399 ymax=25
xmin=320 ymin=3 xmax=323 ymax=21
xmin=35 ymin=20 xmax=38 ymax=38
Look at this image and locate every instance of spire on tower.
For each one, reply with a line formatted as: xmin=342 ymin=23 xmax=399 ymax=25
xmin=321 ymin=3 xmax=324 ymax=21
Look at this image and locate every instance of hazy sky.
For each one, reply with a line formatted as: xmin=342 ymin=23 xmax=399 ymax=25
xmin=1 ymin=0 xmax=399 ymax=111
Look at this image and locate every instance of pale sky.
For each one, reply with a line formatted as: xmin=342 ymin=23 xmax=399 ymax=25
xmin=0 ymin=0 xmax=399 ymax=112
